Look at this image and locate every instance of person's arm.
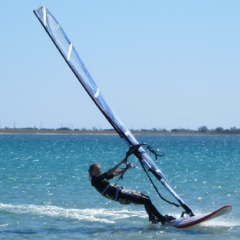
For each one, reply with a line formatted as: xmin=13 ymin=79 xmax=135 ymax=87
xmin=106 ymin=158 xmax=127 ymax=176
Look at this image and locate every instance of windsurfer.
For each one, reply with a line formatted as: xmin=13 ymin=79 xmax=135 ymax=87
xmin=88 ymin=158 xmax=175 ymax=224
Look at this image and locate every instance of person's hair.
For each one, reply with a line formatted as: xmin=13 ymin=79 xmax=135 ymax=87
xmin=88 ymin=163 xmax=100 ymax=180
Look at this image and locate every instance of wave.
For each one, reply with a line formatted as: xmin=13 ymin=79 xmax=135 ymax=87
xmin=0 ymin=203 xmax=238 ymax=230
xmin=0 ymin=203 xmax=146 ymax=224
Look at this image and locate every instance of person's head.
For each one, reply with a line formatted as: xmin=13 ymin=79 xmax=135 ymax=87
xmin=88 ymin=163 xmax=101 ymax=180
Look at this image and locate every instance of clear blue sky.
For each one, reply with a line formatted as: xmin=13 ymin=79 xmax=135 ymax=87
xmin=1 ymin=1 xmax=239 ymax=130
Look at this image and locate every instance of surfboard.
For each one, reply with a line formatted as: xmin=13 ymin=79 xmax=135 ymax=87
xmin=163 ymin=205 xmax=232 ymax=228
xmin=33 ymin=6 xmax=232 ymax=223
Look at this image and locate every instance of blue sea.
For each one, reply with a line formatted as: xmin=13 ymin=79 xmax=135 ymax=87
xmin=0 ymin=134 xmax=239 ymax=239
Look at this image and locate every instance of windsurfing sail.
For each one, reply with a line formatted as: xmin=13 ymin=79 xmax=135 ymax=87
xmin=33 ymin=6 xmax=194 ymax=217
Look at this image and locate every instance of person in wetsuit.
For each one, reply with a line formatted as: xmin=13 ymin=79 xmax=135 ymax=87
xmin=88 ymin=158 xmax=175 ymax=224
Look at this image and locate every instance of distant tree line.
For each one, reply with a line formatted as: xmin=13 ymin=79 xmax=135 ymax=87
xmin=133 ymin=126 xmax=240 ymax=134
xmin=1 ymin=125 xmax=240 ymax=134
xmin=141 ymin=126 xmax=240 ymax=134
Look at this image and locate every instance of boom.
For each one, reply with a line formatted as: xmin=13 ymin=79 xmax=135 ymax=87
xmin=33 ymin=6 xmax=194 ymax=217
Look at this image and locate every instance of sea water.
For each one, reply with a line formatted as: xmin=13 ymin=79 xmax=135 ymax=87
xmin=0 ymin=134 xmax=239 ymax=239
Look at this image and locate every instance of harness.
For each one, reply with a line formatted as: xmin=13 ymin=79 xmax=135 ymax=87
xmin=101 ymin=183 xmax=111 ymax=195
xmin=100 ymin=183 xmax=121 ymax=201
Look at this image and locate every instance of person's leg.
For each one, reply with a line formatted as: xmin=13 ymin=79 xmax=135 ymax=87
xmin=143 ymin=197 xmax=165 ymax=223
xmin=142 ymin=197 xmax=176 ymax=224
xmin=144 ymin=205 xmax=159 ymax=223
xmin=117 ymin=189 xmax=165 ymax=223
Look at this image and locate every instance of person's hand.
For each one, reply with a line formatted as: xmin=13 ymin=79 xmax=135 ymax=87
xmin=126 ymin=163 xmax=134 ymax=169
xmin=121 ymin=158 xmax=128 ymax=164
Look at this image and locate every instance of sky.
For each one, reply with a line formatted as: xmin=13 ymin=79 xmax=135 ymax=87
xmin=1 ymin=1 xmax=239 ymax=131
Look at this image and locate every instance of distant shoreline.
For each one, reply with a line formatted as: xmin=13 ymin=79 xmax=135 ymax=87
xmin=0 ymin=129 xmax=240 ymax=136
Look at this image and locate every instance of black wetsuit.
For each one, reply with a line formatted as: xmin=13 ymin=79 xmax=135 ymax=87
xmin=91 ymin=172 xmax=165 ymax=223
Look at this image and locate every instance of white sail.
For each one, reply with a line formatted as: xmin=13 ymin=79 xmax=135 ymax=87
xmin=34 ymin=6 xmax=194 ymax=216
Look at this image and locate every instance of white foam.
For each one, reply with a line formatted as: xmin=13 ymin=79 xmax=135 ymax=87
xmin=0 ymin=203 xmax=145 ymax=224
